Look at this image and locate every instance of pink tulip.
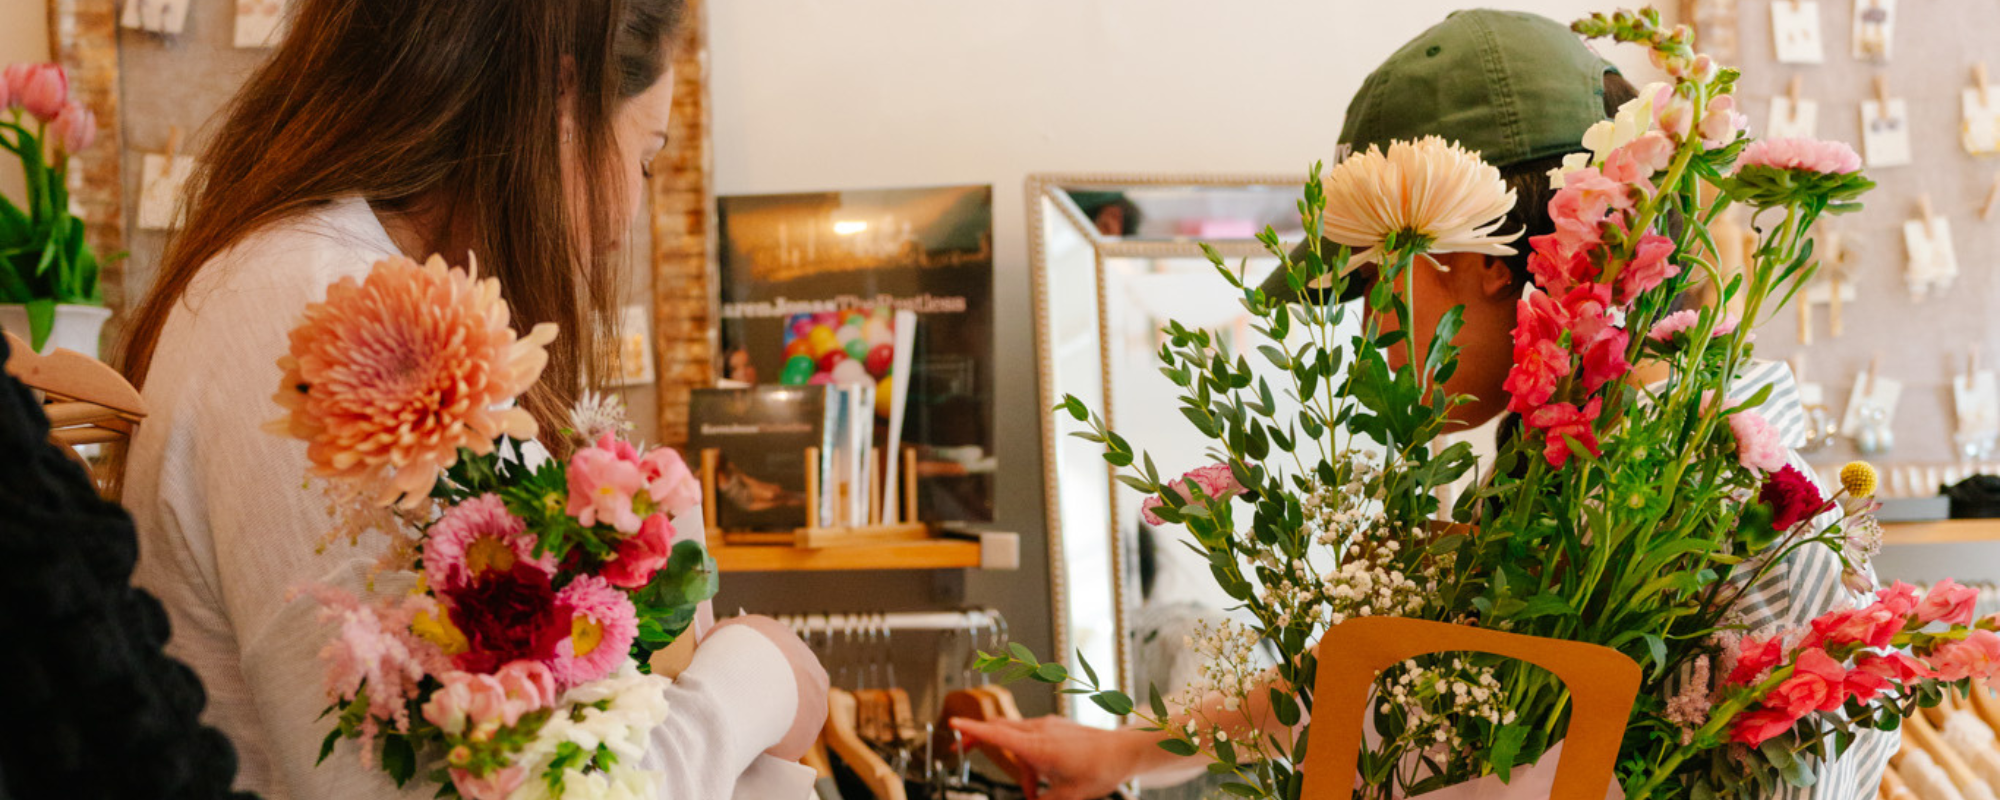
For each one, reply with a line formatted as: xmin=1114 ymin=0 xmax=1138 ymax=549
xmin=16 ymin=64 xmax=68 ymax=122
xmin=2 ymin=64 xmax=32 ymax=110
xmin=51 ymin=101 xmax=94 ymax=154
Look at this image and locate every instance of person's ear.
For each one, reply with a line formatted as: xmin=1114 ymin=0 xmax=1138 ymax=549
xmin=1479 ymin=256 xmax=1518 ymax=298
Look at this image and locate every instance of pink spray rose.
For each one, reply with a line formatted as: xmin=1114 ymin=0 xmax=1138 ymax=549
xmin=15 ymin=64 xmax=67 ymax=122
xmin=602 ymin=513 xmax=678 ymax=589
xmin=639 ymin=445 xmax=702 ymax=518
xmin=448 ymin=765 xmax=527 ymax=800
xmin=1917 ymin=578 xmax=1981 ymax=627
xmin=1738 ymin=137 xmax=1864 ymax=175
xmin=1926 ymin=629 xmax=2000 ymax=682
xmin=567 ymin=438 xmax=648 ymax=533
xmin=51 ymin=101 xmax=94 ymax=154
xmin=1728 ymin=409 xmax=1786 ymax=473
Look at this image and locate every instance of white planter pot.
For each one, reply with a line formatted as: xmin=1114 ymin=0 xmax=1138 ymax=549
xmin=0 ymin=303 xmax=114 ymax=358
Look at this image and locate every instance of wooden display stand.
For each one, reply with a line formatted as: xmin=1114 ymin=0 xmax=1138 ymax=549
xmin=698 ymin=447 xmax=1007 ymax=572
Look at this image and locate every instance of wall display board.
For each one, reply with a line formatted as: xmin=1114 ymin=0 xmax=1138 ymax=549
xmin=1708 ymin=0 xmax=2000 ymax=468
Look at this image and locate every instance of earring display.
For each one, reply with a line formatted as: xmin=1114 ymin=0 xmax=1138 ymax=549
xmin=120 ymin=0 xmax=190 ymax=36
xmin=1842 ymin=368 xmax=1902 ymax=455
xmin=1955 ymin=368 xmax=2000 ymax=461
xmin=1771 ymin=0 xmax=1827 ymax=64
xmin=1862 ymin=96 xmax=1913 ymax=167
xmin=1851 ymin=0 xmax=1894 ymax=62
xmin=1902 ymin=211 xmax=1960 ymax=302
xmin=1966 ymin=83 xmax=2000 ymax=155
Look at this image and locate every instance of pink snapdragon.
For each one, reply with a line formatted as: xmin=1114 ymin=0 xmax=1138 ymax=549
xmin=1726 ymin=634 xmax=1787 ymax=686
xmin=1615 ymin=234 xmax=1681 ymax=304
xmin=1926 ymin=629 xmax=2000 ymax=682
xmin=423 ymin=661 xmax=555 ymax=739
xmin=1140 ymin=462 xmax=1249 ymax=526
xmin=1527 ymin=398 xmax=1603 ymax=468
xmin=1916 ymin=579 xmax=1981 ymax=627
xmin=1766 ymin=648 xmax=1850 ymax=717
xmin=1647 ymin=310 xmax=1740 ymax=343
xmin=1699 ymin=95 xmax=1749 ymax=148
xmin=1802 ymin=603 xmax=1903 ymax=651
xmin=1738 ymin=137 xmax=1864 ymax=175
xmin=1525 ymin=234 xmax=1598 ymax=294
xmin=1603 ymin=132 xmax=1675 ymax=188
xmin=1877 ymin=581 xmax=1923 ymax=617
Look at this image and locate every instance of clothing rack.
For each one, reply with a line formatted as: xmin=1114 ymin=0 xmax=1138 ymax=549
xmin=774 ymin=609 xmax=1003 ymax=637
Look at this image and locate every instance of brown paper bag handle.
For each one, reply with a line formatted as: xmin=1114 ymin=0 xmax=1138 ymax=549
xmin=1300 ymin=617 xmax=1642 ymax=800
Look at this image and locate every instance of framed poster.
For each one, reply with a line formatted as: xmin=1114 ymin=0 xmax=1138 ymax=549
xmin=717 ymin=184 xmax=996 ymax=522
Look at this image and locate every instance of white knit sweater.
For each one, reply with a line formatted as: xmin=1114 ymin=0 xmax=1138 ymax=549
xmin=125 ymin=196 xmax=814 ymax=800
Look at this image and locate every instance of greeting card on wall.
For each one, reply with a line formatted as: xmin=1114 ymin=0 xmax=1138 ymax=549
xmin=120 ymin=0 xmax=190 ymax=35
xmin=1767 ymin=96 xmax=1820 ymax=138
xmin=1851 ymin=0 xmax=1894 ymax=62
xmin=717 ymin=184 xmax=996 ymax=522
xmin=1861 ymin=98 xmax=1912 ymax=167
xmin=1771 ymin=1 xmax=1825 ymax=64
xmin=235 ymin=0 xmax=288 ymax=48
xmin=1840 ymin=371 xmax=1901 ymax=454
xmin=138 ymin=153 xmax=198 ymax=231
xmin=1965 ymin=87 xmax=2000 ymax=155
xmin=1902 ymin=215 xmax=1959 ymax=301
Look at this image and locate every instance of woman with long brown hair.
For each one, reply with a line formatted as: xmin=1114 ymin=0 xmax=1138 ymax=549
xmin=118 ymin=1 xmax=826 ymax=797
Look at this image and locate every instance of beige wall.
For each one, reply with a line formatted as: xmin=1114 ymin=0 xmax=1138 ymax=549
xmin=1 ymin=1 xmax=50 ymax=202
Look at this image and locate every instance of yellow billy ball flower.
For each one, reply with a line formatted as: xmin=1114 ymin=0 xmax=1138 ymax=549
xmin=1840 ymin=461 xmax=1879 ymax=498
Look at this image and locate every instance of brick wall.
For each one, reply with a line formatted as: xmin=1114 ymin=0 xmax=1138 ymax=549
xmin=649 ymin=0 xmax=714 ymax=448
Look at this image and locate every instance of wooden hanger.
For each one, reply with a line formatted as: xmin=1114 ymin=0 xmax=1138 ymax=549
xmin=1967 ymin=679 xmax=2000 ymax=736
xmin=1882 ymin=763 xmax=1919 ymax=800
xmin=937 ymin=686 xmax=1032 ymax=789
xmin=1904 ymin=706 xmax=1985 ymax=796
xmin=826 ymin=688 xmax=906 ymax=800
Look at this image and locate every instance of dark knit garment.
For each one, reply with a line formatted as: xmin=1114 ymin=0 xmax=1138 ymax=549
xmin=0 ymin=334 xmax=256 ymax=800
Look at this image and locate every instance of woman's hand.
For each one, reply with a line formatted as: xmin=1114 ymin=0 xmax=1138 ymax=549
xmin=949 ymin=715 xmax=1167 ymax=800
xmin=706 ymin=614 xmax=828 ymax=761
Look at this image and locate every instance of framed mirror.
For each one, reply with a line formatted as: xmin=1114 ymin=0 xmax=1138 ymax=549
xmin=1027 ymin=173 xmax=1326 ymax=725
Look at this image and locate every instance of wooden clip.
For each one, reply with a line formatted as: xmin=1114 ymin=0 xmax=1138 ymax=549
xmin=1787 ymin=75 xmax=1804 ymax=119
xmin=158 ymin=125 xmax=185 ymax=180
xmin=1873 ymin=75 xmax=1893 ymax=120
xmin=1983 ymin=172 xmax=2000 ymax=221
xmin=1829 ymin=273 xmax=1844 ymax=337
xmin=1798 ymin=296 xmax=1813 ymax=345
xmin=1977 ymin=62 xmax=1993 ymax=106
xmin=1867 ymin=354 xmax=1882 ymax=396
xmin=1918 ymin=194 xmax=1939 ymax=237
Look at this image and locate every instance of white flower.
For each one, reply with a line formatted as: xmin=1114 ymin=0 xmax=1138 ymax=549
xmin=1320 ymin=136 xmax=1520 ymax=266
xmin=507 ymin=662 xmax=673 ymax=799
xmin=1581 ymin=82 xmax=1671 ymax=164
xmin=569 ymin=390 xmax=634 ymax=442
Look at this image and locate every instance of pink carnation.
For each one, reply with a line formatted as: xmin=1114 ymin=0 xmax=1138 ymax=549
xmin=1729 ymin=409 xmax=1786 ymax=473
xmin=567 ymin=437 xmax=648 ymax=533
xmin=602 ymin=513 xmax=678 ymax=589
xmin=1917 ymin=578 xmax=1981 ymax=627
xmin=1738 ymin=137 xmax=1864 ymax=175
xmin=1140 ymin=462 xmax=1249 ymax=526
xmin=551 ymin=576 xmax=639 ymax=687
xmin=423 ymin=494 xmax=554 ymax=592
xmin=1926 ymin=629 xmax=2000 ymax=682
xmin=1647 ymin=310 xmax=1742 ymax=343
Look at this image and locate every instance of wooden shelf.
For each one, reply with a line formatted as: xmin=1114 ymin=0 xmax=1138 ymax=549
xmin=1882 ymin=520 xmax=2000 ymax=546
xmin=708 ymin=536 xmax=993 ymax=573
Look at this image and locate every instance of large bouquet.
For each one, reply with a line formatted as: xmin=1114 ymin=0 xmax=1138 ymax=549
xmin=269 ymin=255 xmax=716 ymax=799
xmin=988 ymin=9 xmax=2000 ymax=800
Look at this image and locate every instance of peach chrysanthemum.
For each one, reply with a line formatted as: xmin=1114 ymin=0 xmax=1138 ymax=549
xmin=1321 ymin=136 xmax=1521 ymax=266
xmin=267 ymin=255 xmax=558 ymax=507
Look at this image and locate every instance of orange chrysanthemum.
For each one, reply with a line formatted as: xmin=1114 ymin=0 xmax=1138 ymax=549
xmin=267 ymin=254 xmax=558 ymax=507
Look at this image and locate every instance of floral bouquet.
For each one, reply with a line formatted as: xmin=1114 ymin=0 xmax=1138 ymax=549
xmin=1 ymin=63 xmax=108 ymax=351
xmin=985 ymin=9 xmax=2000 ymax=800
xmin=269 ymin=254 xmax=716 ymax=799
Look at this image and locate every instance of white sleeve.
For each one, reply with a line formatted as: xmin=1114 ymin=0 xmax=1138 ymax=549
xmin=731 ymin=756 xmax=819 ymax=800
xmin=643 ymin=625 xmax=804 ymax=798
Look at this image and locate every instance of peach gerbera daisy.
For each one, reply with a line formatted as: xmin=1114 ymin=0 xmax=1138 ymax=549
xmin=266 ymin=254 xmax=558 ymax=507
xmin=1321 ymin=136 xmax=1521 ymax=266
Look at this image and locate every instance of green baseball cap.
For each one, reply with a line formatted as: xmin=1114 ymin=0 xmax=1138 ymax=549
xmin=1266 ymin=9 xmax=1617 ymax=303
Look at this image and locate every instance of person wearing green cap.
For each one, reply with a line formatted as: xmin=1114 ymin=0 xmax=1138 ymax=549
xmin=953 ymin=9 xmax=1895 ymax=800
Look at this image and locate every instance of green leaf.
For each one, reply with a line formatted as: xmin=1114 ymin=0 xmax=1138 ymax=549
xmin=1008 ymin=642 xmax=1037 ymax=664
xmin=1034 ymin=662 xmax=1069 ymax=684
xmin=1160 ymin=737 xmax=1199 ymax=757
xmin=381 ymin=734 xmax=417 ymax=786
xmin=1090 ymin=690 xmax=1135 ymax=717
xmin=1078 ymin=650 xmax=1099 ymax=687
xmin=1491 ymin=724 xmax=1530 ymax=783
xmin=317 ymin=728 xmax=341 ymax=766
xmin=1517 ymin=593 xmax=1578 ymax=620
xmin=24 ymin=297 xmax=54 ymax=351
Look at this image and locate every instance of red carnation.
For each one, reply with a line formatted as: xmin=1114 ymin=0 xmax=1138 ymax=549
xmin=446 ymin=562 xmax=572 ymax=674
xmin=1758 ymin=466 xmax=1825 ymax=532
